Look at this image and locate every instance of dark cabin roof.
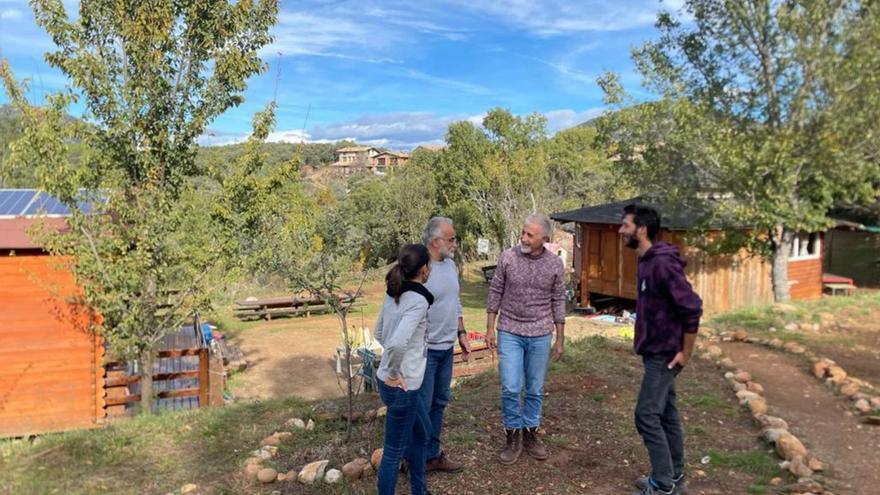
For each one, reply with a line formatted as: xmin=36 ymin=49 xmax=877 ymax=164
xmin=550 ymin=197 xmax=725 ymax=231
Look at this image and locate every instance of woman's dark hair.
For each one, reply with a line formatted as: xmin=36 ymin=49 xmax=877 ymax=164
xmin=386 ymin=243 xmax=431 ymax=303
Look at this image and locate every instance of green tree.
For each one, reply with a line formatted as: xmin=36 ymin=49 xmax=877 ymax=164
xmin=1 ymin=0 xmax=278 ymax=413
xmin=441 ymin=108 xmax=548 ymax=249
xmin=341 ymin=175 xmax=394 ymax=265
xmin=386 ymin=157 xmax=438 ymax=246
xmin=339 ymin=164 xmax=436 ymax=266
xmin=597 ymin=0 xmax=880 ymax=301
xmin=0 ymin=106 xmax=24 ymax=187
xmin=545 ymin=125 xmax=632 ymax=212
xmin=227 ymin=180 xmax=365 ymax=436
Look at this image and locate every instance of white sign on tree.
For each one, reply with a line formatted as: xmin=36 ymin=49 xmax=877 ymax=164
xmin=477 ymin=238 xmax=490 ymax=255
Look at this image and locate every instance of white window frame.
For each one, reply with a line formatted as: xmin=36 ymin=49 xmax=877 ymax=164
xmin=787 ymin=232 xmax=821 ymax=261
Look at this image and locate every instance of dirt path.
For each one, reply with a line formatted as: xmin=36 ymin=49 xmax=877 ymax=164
xmin=231 ymin=318 xmax=347 ymax=401
xmin=226 ymin=274 xmax=496 ymax=403
xmin=721 ymin=342 xmax=880 ymax=495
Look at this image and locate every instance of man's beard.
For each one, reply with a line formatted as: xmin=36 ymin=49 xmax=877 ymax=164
xmin=440 ymin=248 xmax=454 ymax=259
xmin=625 ymin=235 xmax=639 ymax=250
xmin=519 ymin=243 xmax=533 ymax=254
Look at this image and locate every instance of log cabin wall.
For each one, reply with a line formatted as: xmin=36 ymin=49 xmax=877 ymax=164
xmin=0 ymin=251 xmax=104 ymax=437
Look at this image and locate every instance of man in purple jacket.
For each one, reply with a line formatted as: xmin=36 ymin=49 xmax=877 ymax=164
xmin=620 ymin=204 xmax=702 ymax=495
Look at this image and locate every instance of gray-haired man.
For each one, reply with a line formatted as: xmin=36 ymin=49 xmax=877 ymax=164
xmin=419 ymin=217 xmax=471 ymax=473
xmin=486 ymin=214 xmax=565 ymax=465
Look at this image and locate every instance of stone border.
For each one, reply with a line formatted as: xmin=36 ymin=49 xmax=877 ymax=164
xmin=695 ymin=338 xmax=829 ymax=495
xmin=241 ymin=407 xmax=389 ymax=489
xmin=717 ymin=328 xmax=880 ymax=421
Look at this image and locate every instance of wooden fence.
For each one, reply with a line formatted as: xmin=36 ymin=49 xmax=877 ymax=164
xmin=103 ymin=348 xmax=212 ymax=416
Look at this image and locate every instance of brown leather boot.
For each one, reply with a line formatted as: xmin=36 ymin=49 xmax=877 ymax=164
xmin=522 ymin=427 xmax=548 ymax=460
xmin=499 ymin=428 xmax=522 ymax=465
xmin=426 ymin=451 xmax=464 ymax=473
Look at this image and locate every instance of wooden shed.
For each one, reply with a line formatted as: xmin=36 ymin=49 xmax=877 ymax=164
xmin=551 ymin=198 xmax=823 ymax=314
xmin=825 ymin=206 xmax=880 ymax=288
xmin=0 ymin=215 xmax=106 ymax=437
xmin=0 ymin=190 xmax=223 ymax=436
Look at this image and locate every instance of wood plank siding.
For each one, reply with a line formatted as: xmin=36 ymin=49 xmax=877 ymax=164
xmin=0 ymin=252 xmax=104 ymax=437
xmin=577 ymin=224 xmax=819 ymax=314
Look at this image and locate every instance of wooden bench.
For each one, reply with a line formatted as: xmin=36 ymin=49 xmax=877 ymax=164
xmin=233 ymin=293 xmax=362 ymax=321
xmin=452 ymin=332 xmax=495 ymax=377
xmin=824 ymin=282 xmax=855 ymax=296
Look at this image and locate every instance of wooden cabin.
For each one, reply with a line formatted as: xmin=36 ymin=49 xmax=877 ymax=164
xmin=0 ymin=214 xmax=106 ymax=437
xmin=551 ymin=198 xmax=823 ymax=314
xmin=0 ymin=190 xmax=220 ymax=437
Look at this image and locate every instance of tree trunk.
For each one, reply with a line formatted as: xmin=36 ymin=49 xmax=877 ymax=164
xmin=139 ymin=349 xmax=155 ymax=415
xmin=770 ymin=226 xmax=793 ymax=303
xmin=338 ymin=308 xmax=354 ymax=440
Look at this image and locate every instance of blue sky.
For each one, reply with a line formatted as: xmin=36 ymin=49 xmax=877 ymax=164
xmin=0 ymin=0 xmax=683 ymax=149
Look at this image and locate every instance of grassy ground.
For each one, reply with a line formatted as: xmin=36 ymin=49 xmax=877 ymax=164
xmin=708 ymin=290 xmax=880 ymax=375
xmin=208 ymin=263 xmax=493 ymax=342
xmin=1 ymin=335 xmax=789 ymax=495
xmin=216 ymin=264 xmax=495 ymax=401
xmin=708 ymin=289 xmax=880 ymax=336
xmin=0 ymin=396 xmax=317 ymax=495
xmin=12 ymin=268 xmax=875 ymax=494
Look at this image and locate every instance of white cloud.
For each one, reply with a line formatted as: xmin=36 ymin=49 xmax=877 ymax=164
xmin=265 ymin=11 xmax=390 ymax=57
xmin=298 ymin=112 xmax=475 ymax=150
xmin=202 ymin=108 xmax=603 ymax=150
xmin=527 ymin=56 xmax=596 ymax=85
xmin=0 ymin=8 xmax=22 ymax=20
xmin=402 ymin=69 xmax=491 ymax=95
xmin=266 ymin=129 xmax=322 ymax=143
xmin=447 ymin=0 xmax=671 ymax=35
xmin=360 ymin=5 xmax=471 ymax=40
xmin=543 ymin=108 xmax=605 ymax=132
xmin=264 ymin=3 xmax=469 ymax=59
xmin=198 ymin=130 xmax=249 ymax=147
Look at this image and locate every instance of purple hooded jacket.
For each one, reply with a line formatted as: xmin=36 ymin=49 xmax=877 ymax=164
xmin=634 ymin=242 xmax=703 ymax=356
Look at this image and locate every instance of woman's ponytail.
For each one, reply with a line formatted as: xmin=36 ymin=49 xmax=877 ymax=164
xmin=385 ymin=243 xmax=430 ymax=303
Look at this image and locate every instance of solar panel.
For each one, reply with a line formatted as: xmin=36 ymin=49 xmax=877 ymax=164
xmin=0 ymin=189 xmax=102 ymax=217
xmin=0 ymin=190 xmax=38 ymax=216
xmin=24 ymin=191 xmax=71 ymax=216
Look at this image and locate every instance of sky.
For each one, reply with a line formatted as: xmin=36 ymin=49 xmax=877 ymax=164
xmin=0 ymin=0 xmax=684 ymax=150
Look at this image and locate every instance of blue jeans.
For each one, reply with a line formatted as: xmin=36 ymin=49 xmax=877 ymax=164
xmin=378 ymin=381 xmax=430 ymax=495
xmin=496 ymin=330 xmax=552 ymax=429
xmin=419 ymin=348 xmax=454 ymax=461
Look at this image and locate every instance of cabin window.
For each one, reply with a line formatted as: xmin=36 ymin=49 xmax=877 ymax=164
xmin=788 ymin=232 xmax=820 ymax=261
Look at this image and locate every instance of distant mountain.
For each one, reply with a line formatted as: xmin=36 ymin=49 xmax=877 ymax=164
xmin=0 ymin=104 xmax=19 ymax=120
xmin=195 ymin=139 xmax=393 ymax=170
xmin=576 ymin=116 xmax=602 ymax=128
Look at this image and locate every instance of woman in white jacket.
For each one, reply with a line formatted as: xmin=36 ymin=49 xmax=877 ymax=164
xmin=374 ymin=243 xmax=435 ymax=495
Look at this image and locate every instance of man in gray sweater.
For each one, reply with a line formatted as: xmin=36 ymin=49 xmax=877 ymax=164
xmin=419 ymin=217 xmax=471 ymax=473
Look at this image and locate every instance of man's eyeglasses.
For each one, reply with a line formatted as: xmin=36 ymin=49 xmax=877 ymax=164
xmin=445 ymin=236 xmax=458 ymax=243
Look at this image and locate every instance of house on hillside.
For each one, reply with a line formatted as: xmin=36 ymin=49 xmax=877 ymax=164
xmin=372 ymin=151 xmax=409 ymax=175
xmin=551 ymin=198 xmax=824 ymax=314
xmin=330 ymin=146 xmax=409 ymax=175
